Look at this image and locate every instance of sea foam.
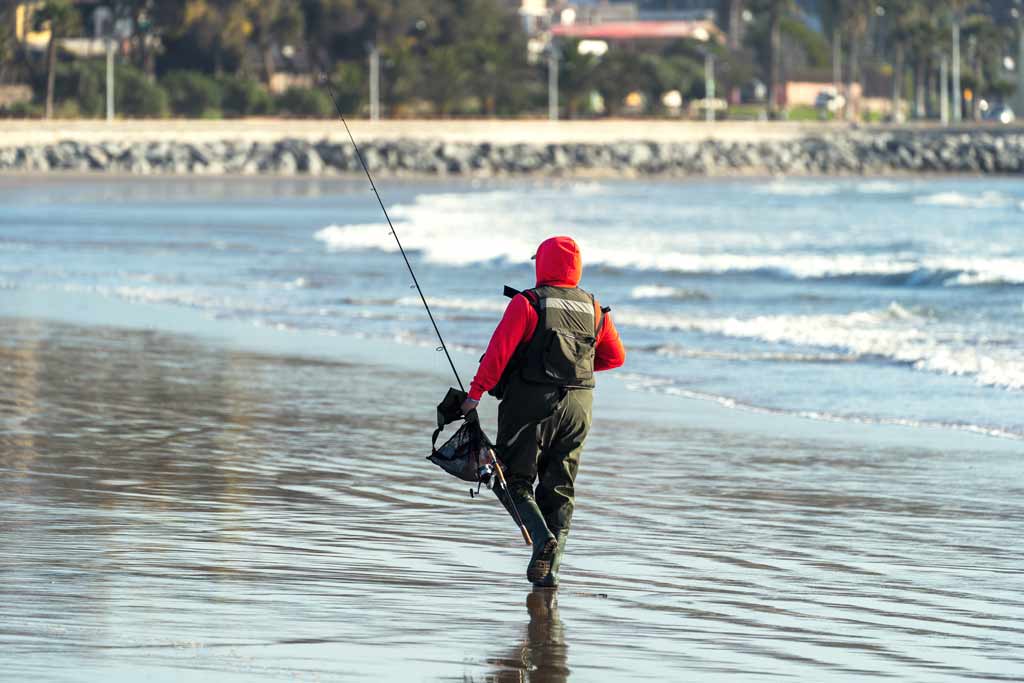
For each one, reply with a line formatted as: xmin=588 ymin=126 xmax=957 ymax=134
xmin=314 ymin=190 xmax=1023 ymax=287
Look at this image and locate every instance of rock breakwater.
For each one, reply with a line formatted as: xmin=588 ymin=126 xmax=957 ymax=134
xmin=3 ymin=128 xmax=1023 ymax=176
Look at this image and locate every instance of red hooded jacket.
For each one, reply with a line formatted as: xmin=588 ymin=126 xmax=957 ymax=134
xmin=468 ymin=236 xmax=626 ymax=401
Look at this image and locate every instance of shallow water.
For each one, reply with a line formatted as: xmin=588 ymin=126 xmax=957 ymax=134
xmin=2 ymin=317 xmax=1022 ymax=681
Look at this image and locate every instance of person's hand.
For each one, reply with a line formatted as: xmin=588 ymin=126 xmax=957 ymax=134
xmin=460 ymin=396 xmax=480 ymax=416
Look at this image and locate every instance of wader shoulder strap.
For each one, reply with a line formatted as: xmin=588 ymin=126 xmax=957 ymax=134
xmin=502 ymin=285 xmax=540 ymax=312
xmin=508 ymin=283 xmax=606 ymax=332
xmin=595 ymin=300 xmax=611 ymax=336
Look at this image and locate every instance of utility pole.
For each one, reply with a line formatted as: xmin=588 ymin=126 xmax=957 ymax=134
xmin=368 ymin=44 xmax=380 ymax=121
xmin=105 ymin=35 xmax=114 ymax=122
xmin=951 ymin=16 xmax=961 ymax=123
xmin=1016 ymin=3 xmax=1024 ymax=116
xmin=704 ymin=52 xmax=715 ymax=122
xmin=98 ymin=5 xmax=115 ymax=122
xmin=832 ymin=28 xmax=841 ymax=93
xmin=548 ymin=43 xmax=558 ymax=121
xmin=940 ymin=55 xmax=949 ymax=125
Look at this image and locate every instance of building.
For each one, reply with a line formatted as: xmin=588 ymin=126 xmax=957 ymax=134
xmin=14 ymin=0 xmax=137 ymax=58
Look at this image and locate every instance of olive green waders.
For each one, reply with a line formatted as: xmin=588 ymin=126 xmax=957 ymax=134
xmin=494 ymin=378 xmax=593 ymax=587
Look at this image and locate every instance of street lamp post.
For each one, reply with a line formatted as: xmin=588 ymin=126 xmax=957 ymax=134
xmin=548 ymin=43 xmax=558 ymax=121
xmin=1015 ymin=3 xmax=1024 ymax=116
xmin=940 ymin=55 xmax=949 ymax=125
xmin=952 ymin=15 xmax=961 ymax=123
xmin=368 ymin=43 xmax=380 ymax=121
xmin=102 ymin=6 xmax=115 ymax=122
xmin=704 ymin=52 xmax=715 ymax=123
xmin=105 ymin=34 xmax=114 ymax=121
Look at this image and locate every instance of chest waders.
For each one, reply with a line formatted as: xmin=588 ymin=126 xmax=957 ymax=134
xmin=493 ymin=285 xmax=608 ymax=587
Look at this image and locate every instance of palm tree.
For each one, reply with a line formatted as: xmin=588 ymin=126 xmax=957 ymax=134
xmin=724 ymin=0 xmax=746 ymax=50
xmin=838 ymin=0 xmax=873 ymax=121
xmin=0 ymin=4 xmax=17 ymax=84
xmin=885 ymin=0 xmax=928 ymax=122
xmin=750 ymin=0 xmax=795 ymax=115
xmin=767 ymin=0 xmax=795 ymax=114
xmin=34 ymin=0 xmax=81 ymax=119
xmin=244 ymin=0 xmax=303 ymax=85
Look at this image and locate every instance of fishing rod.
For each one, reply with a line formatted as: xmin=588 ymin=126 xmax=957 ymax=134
xmin=321 ymin=75 xmax=532 ymax=547
xmin=320 ymin=74 xmax=464 ymax=393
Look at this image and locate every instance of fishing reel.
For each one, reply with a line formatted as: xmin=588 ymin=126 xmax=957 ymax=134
xmin=470 ymin=462 xmax=496 ymax=498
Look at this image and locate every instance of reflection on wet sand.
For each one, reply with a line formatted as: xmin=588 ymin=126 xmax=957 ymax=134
xmin=487 ymin=590 xmax=569 ymax=683
xmin=2 ymin=316 xmax=1023 ymax=682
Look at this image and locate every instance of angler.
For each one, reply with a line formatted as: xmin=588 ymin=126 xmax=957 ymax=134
xmin=460 ymin=236 xmax=626 ymax=588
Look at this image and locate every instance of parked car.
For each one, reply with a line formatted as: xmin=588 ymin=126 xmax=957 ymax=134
xmin=982 ymin=104 xmax=1015 ymax=124
xmin=814 ymin=89 xmax=845 ymax=118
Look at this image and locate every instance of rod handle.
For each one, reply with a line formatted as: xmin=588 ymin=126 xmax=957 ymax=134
xmin=520 ymin=525 xmax=533 ymax=546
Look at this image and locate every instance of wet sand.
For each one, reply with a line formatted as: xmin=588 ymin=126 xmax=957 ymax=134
xmin=2 ymin=293 xmax=1022 ymax=682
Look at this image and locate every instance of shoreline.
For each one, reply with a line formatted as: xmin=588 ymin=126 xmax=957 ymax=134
xmin=2 ymin=119 xmax=1023 ymax=176
xmin=1 ymin=286 xmax=1017 ymax=454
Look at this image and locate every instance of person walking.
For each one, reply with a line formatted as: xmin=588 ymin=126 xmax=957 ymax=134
xmin=460 ymin=236 xmax=626 ymax=588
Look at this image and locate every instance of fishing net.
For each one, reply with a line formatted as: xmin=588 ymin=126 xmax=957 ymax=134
xmin=428 ymin=387 xmax=501 ymax=486
xmin=429 ymin=419 xmax=491 ymax=483
xmin=426 ymin=387 xmax=528 ymax=544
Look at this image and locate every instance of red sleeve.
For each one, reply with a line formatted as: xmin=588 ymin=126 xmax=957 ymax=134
xmin=468 ymin=295 xmax=538 ymax=400
xmin=594 ymin=312 xmax=625 ymax=371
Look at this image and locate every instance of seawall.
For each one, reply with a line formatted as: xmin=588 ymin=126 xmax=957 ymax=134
xmin=2 ymin=120 xmax=1022 ymax=176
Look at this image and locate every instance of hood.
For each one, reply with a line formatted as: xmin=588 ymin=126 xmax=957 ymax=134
xmin=534 ymin=236 xmax=582 ymax=287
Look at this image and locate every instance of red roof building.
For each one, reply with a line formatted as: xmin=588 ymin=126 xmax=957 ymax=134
xmin=550 ymin=20 xmax=723 ymax=43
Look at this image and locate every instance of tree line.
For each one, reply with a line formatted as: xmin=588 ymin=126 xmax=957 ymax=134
xmin=0 ymin=0 xmax=1018 ymax=120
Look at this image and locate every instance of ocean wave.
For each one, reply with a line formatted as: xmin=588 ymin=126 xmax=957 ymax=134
xmin=613 ymin=303 xmax=1024 ymax=391
xmin=336 ymin=296 xmax=402 ymax=306
xmin=913 ymin=191 xmax=1015 ymax=209
xmin=855 ymin=181 xmax=911 ymax=194
xmin=400 ymin=296 xmax=507 ymax=313
xmin=315 ymin=213 xmax=1022 ymax=288
xmin=648 ymin=345 xmax=858 ymax=363
xmin=755 ymin=181 xmax=840 ymax=197
xmin=630 ymin=285 xmax=711 ymax=301
xmin=568 ymin=181 xmax=611 ymax=196
xmin=386 ymin=294 xmax=1023 ymax=390
xmin=599 ymin=255 xmax=1024 ymax=288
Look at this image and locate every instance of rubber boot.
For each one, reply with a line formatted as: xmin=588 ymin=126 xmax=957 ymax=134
xmin=532 ymin=527 xmax=568 ymax=588
xmin=511 ymin=497 xmax=557 ymax=585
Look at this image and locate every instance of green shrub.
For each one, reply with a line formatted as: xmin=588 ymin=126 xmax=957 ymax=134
xmin=117 ymin=66 xmax=169 ymax=118
xmin=31 ymin=60 xmax=168 ymax=118
xmin=55 ymin=99 xmax=81 ymax=118
xmin=218 ymin=75 xmax=272 ymax=117
xmin=163 ymin=70 xmax=222 ymax=118
xmin=273 ymin=87 xmax=335 ymax=118
xmin=327 ymin=61 xmax=364 ymax=115
xmin=724 ymin=103 xmax=768 ymax=121
xmin=69 ymin=62 xmax=105 ymax=116
xmin=786 ymin=105 xmax=827 ymax=121
xmin=49 ymin=60 xmax=105 ymax=116
xmin=0 ymin=101 xmax=43 ymax=118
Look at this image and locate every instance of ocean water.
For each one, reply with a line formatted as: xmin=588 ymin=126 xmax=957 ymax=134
xmin=3 ymin=176 xmax=1024 ymax=682
xmin=2 ymin=175 xmax=1021 ymax=440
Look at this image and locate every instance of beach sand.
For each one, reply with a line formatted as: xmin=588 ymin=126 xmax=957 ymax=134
xmin=1 ymin=288 xmax=1022 ymax=682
